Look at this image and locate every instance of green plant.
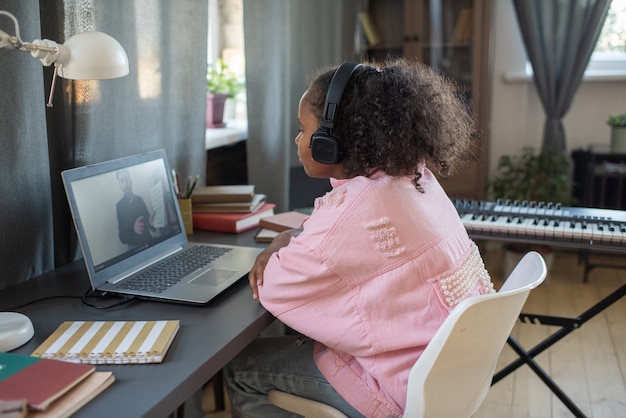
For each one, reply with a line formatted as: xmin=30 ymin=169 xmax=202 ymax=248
xmin=487 ymin=146 xmax=573 ymax=257
xmin=486 ymin=146 xmax=572 ymax=205
xmin=206 ymin=59 xmax=244 ymax=97
xmin=607 ymin=113 xmax=626 ymax=127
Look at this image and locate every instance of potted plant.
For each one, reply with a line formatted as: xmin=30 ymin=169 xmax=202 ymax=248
xmin=206 ymin=59 xmax=244 ymax=128
xmin=486 ymin=146 xmax=572 ymax=277
xmin=487 ymin=146 xmax=571 ymax=204
xmin=607 ymin=112 xmax=626 ymax=153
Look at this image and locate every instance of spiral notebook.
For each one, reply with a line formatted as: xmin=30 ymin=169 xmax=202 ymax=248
xmin=31 ymin=320 xmax=180 ymax=365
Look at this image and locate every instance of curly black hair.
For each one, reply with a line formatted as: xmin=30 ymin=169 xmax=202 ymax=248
xmin=306 ymin=58 xmax=476 ymax=191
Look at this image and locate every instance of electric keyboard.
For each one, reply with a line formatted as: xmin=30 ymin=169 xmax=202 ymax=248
xmin=453 ymin=199 xmax=626 ymax=253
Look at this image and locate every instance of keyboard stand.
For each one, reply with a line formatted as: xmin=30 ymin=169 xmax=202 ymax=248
xmin=578 ymin=250 xmax=626 ymax=283
xmin=491 ymin=283 xmax=626 ymax=418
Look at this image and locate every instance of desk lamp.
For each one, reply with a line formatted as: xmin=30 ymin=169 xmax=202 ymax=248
xmin=0 ymin=10 xmax=129 ymax=106
xmin=0 ymin=10 xmax=129 ymax=352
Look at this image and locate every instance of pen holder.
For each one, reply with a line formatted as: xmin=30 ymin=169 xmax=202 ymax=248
xmin=178 ymin=198 xmax=193 ymax=235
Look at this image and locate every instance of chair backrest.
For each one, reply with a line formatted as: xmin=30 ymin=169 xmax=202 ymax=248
xmin=403 ymin=251 xmax=546 ymax=418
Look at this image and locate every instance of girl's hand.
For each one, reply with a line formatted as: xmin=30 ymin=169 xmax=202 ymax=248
xmin=249 ymin=228 xmax=303 ymax=300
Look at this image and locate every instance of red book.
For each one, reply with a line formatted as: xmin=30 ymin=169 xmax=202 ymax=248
xmin=192 ymin=203 xmax=276 ymax=233
xmin=0 ymin=352 xmax=95 ymax=411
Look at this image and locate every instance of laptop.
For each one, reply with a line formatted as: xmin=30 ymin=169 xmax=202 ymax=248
xmin=61 ymin=149 xmax=263 ymax=304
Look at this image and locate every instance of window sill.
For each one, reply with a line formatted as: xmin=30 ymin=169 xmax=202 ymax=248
xmin=503 ymin=70 xmax=626 ymax=83
xmin=205 ymin=119 xmax=248 ymax=150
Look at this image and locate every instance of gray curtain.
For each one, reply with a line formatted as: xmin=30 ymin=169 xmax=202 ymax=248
xmin=242 ymin=0 xmax=362 ymax=211
xmin=0 ymin=0 xmax=54 ymax=287
xmin=512 ymin=0 xmax=610 ymax=155
xmin=0 ymin=0 xmax=208 ymax=290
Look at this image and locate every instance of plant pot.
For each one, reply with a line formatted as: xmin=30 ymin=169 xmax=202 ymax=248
xmin=206 ymin=93 xmax=230 ymax=129
xmin=502 ymin=244 xmax=554 ymax=284
xmin=610 ymin=126 xmax=626 ymax=153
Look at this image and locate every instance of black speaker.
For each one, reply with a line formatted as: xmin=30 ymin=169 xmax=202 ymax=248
xmin=310 ymin=62 xmax=361 ymax=164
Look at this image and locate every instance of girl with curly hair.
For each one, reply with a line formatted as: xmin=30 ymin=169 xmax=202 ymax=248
xmin=223 ymin=58 xmax=494 ymax=418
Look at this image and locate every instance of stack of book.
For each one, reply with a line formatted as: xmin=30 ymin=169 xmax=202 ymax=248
xmin=254 ymin=210 xmax=310 ymax=243
xmin=0 ymin=352 xmax=114 ymax=418
xmin=191 ymin=185 xmax=276 ymax=233
xmin=0 ymin=319 xmax=180 ymax=417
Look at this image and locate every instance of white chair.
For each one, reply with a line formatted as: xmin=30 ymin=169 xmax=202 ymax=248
xmin=268 ymin=251 xmax=547 ymax=418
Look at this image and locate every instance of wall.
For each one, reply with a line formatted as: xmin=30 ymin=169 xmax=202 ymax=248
xmin=489 ymin=1 xmax=626 ymax=176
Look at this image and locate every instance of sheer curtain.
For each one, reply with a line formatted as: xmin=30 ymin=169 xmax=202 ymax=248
xmin=512 ymin=0 xmax=610 ymax=154
xmin=242 ymin=0 xmax=363 ymax=211
xmin=0 ymin=0 xmax=208 ymax=290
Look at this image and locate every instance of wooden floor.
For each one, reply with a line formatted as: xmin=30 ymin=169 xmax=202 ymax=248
xmin=203 ymin=248 xmax=626 ymax=418
xmin=474 ymin=248 xmax=626 ymax=418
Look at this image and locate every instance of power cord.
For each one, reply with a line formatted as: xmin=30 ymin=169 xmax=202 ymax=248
xmin=81 ymin=288 xmax=137 ymax=309
xmin=2 ymin=295 xmax=81 ymax=311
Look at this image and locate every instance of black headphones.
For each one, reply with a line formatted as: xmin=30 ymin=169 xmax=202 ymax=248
xmin=309 ymin=62 xmax=361 ymax=164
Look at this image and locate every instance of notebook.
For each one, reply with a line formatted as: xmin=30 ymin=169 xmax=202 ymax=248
xmin=61 ymin=149 xmax=263 ymax=304
xmin=32 ymin=320 xmax=180 ymax=364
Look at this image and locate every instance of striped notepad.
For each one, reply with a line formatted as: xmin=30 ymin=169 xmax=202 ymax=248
xmin=31 ymin=320 xmax=180 ymax=365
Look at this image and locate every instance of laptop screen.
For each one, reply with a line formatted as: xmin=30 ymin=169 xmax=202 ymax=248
xmin=63 ymin=150 xmax=186 ymax=285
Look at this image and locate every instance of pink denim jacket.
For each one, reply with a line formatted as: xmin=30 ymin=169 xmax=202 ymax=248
xmin=259 ymin=169 xmax=494 ymax=417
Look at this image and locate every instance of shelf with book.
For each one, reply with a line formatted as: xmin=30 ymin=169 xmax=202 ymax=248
xmin=361 ymin=0 xmax=493 ymax=200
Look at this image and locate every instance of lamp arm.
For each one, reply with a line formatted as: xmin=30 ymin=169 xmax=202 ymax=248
xmin=0 ymin=10 xmax=25 ymax=48
xmin=28 ymin=40 xmax=70 ymax=67
xmin=1 ymin=11 xmax=69 ymax=67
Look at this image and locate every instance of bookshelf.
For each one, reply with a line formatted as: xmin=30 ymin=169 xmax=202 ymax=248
xmin=360 ymin=0 xmax=494 ymax=200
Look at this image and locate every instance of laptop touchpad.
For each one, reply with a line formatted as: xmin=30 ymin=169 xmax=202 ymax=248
xmin=189 ymin=268 xmax=237 ymax=286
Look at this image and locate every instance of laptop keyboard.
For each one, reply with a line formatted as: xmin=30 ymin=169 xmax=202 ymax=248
xmin=118 ymin=245 xmax=232 ymax=293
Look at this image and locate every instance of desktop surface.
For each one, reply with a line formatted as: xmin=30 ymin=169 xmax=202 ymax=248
xmin=0 ymin=229 xmax=273 ymax=417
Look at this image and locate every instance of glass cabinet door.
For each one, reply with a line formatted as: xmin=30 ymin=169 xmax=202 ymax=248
xmin=405 ymin=0 xmax=474 ymax=109
xmin=362 ymin=0 xmax=491 ymax=199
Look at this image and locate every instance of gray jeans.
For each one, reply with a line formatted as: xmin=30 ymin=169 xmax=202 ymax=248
xmin=223 ymin=335 xmax=365 ymax=418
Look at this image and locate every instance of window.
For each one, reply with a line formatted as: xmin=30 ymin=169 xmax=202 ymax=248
xmin=207 ymin=0 xmax=246 ymax=120
xmin=504 ymin=1 xmax=626 ymax=82
xmin=587 ymin=0 xmax=626 ymax=76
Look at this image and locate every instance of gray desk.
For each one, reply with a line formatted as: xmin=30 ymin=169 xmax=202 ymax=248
xmin=0 ymin=229 xmax=274 ymax=418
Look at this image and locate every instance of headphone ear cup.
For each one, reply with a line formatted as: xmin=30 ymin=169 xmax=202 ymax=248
xmin=309 ymin=62 xmax=360 ymax=165
xmin=310 ymin=129 xmax=341 ymax=164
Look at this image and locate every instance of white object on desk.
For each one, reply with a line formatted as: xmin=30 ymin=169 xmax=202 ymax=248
xmin=0 ymin=312 xmax=34 ymax=352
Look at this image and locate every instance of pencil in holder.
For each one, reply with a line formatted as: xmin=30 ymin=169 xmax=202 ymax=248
xmin=178 ymin=198 xmax=193 ymax=234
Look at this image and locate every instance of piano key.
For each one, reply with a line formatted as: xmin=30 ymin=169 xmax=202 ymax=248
xmin=606 ymin=224 xmax=623 ymax=245
xmin=491 ymin=215 xmax=512 ymax=236
xmin=591 ymin=222 xmax=612 ymax=245
xmin=460 ymin=213 xmax=482 ymax=235
xmin=541 ymin=219 xmax=560 ymax=241
xmin=518 ymin=217 xmax=539 ymax=239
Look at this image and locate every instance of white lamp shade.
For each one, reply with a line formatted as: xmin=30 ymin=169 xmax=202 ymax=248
xmin=57 ymin=31 xmax=129 ymax=80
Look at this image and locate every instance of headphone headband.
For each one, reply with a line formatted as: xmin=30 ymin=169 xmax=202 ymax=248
xmin=319 ymin=62 xmax=361 ymax=131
